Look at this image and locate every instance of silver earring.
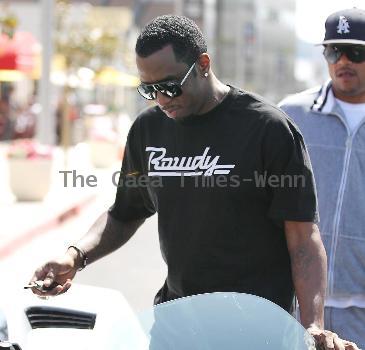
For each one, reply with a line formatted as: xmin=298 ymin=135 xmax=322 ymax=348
xmin=204 ymin=72 xmax=208 ymax=77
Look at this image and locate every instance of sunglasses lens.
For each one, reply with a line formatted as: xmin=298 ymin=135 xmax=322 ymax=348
xmin=137 ymin=84 xmax=157 ymax=100
xmin=324 ymin=45 xmax=365 ymax=64
xmin=137 ymin=81 xmax=184 ymax=100
xmin=347 ymin=46 xmax=365 ymax=63
xmin=155 ymin=83 xmax=182 ymax=98
xmin=324 ymin=46 xmax=341 ymax=64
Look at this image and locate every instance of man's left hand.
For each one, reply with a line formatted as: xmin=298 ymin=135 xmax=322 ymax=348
xmin=307 ymin=326 xmax=360 ymax=350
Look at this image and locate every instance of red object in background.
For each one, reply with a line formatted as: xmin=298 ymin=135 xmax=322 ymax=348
xmin=0 ymin=31 xmax=39 ymax=73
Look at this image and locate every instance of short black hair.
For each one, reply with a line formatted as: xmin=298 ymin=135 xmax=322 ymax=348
xmin=135 ymin=15 xmax=207 ymax=66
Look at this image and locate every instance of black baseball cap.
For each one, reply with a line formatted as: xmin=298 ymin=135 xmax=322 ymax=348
xmin=320 ymin=8 xmax=365 ymax=46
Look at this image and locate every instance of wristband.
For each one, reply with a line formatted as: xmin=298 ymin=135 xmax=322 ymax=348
xmin=68 ymin=245 xmax=88 ymax=271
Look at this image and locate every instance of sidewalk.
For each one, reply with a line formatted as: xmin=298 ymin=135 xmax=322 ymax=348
xmin=0 ymin=142 xmax=121 ymax=259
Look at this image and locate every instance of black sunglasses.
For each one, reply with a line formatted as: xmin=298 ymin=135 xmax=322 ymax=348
xmin=323 ymin=44 xmax=365 ymax=64
xmin=137 ymin=62 xmax=196 ymax=100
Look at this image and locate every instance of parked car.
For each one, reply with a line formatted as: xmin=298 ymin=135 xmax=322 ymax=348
xmin=1 ymin=286 xmax=315 ymax=350
xmin=0 ymin=309 xmax=8 ymax=342
xmin=1 ymin=283 xmax=142 ymax=350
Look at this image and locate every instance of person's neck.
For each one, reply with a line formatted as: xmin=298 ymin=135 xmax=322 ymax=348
xmin=333 ymin=88 xmax=365 ymax=104
xmin=197 ymin=76 xmax=230 ymax=115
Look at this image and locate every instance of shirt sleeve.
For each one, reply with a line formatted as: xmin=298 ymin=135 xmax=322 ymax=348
xmin=262 ymin=113 xmax=319 ymax=223
xmin=109 ymin=120 xmax=156 ymax=222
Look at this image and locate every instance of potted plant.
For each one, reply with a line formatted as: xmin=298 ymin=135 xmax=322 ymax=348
xmin=7 ymin=139 xmax=53 ymax=201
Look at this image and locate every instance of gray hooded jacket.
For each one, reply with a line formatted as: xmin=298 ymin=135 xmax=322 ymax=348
xmin=279 ymin=80 xmax=365 ymax=298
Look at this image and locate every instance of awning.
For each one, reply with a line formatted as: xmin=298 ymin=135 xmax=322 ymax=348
xmin=0 ymin=69 xmax=26 ymax=82
xmin=0 ymin=31 xmax=40 ymax=75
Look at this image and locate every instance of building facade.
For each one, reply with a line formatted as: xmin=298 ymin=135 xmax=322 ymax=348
xmin=8 ymin=0 xmax=299 ymax=104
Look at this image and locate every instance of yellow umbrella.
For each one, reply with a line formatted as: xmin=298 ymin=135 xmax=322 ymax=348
xmin=95 ymin=67 xmax=139 ymax=87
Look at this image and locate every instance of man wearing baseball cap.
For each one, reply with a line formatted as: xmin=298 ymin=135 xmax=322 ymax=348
xmin=280 ymin=8 xmax=365 ymax=349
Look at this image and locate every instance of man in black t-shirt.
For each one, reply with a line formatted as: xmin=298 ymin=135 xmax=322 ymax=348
xmin=29 ymin=15 xmax=357 ymax=350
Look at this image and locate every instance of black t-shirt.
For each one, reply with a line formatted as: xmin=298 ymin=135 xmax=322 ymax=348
xmin=109 ymin=86 xmax=318 ymax=311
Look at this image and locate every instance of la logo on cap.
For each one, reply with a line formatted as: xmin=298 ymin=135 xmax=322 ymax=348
xmin=337 ymin=16 xmax=350 ymax=34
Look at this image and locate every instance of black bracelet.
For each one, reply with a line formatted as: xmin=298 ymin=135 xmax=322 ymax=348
xmin=68 ymin=245 xmax=88 ymax=271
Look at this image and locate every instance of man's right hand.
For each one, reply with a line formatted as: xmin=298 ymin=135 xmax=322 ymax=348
xmin=28 ymin=248 xmax=82 ymax=297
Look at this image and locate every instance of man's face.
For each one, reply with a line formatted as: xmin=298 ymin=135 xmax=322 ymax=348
xmin=326 ymin=44 xmax=365 ymax=103
xmin=136 ymin=45 xmax=204 ymax=120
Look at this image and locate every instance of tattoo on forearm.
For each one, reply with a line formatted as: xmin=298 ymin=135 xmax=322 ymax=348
xmin=291 ymin=246 xmax=314 ymax=281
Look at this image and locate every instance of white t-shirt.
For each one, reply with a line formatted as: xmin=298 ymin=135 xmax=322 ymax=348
xmin=336 ymin=98 xmax=365 ymax=134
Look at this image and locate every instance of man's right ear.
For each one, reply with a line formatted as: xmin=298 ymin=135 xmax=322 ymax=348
xmin=197 ymin=53 xmax=211 ymax=77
